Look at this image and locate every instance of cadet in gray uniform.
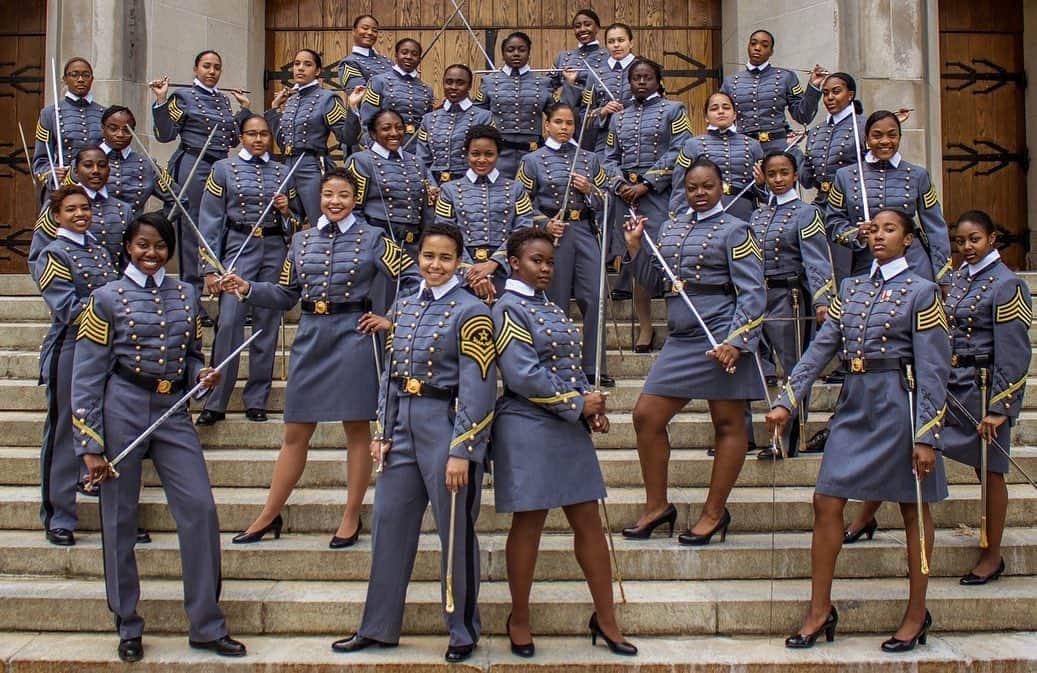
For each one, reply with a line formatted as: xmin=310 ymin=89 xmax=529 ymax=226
xmin=195 ymin=115 xmax=302 ymax=426
xmin=266 ymin=48 xmax=362 ymax=226
xmin=359 ymin=38 xmax=433 ymax=151
xmin=337 ymin=14 xmax=394 ymax=89
xmin=768 ymin=208 xmax=950 ymax=653
xmin=333 ymin=222 xmax=496 ymax=664
xmin=30 ymin=146 xmax=132 ymax=268
xmin=827 ymin=110 xmax=952 ymax=283
xmin=751 ymin=152 xmax=834 ymax=458
xmin=492 ymin=227 xmax=636 ymax=658
xmin=620 ymin=158 xmax=764 ymax=546
xmin=798 ymin=73 xmax=865 ymax=282
xmin=477 ymin=32 xmax=558 ymax=178
xmin=719 ymin=30 xmax=825 ymax=153
xmin=99 ymin=106 xmax=183 ymax=221
xmin=518 ymin=103 xmax=611 ymax=384
xmin=584 ymin=23 xmax=636 ymax=157
xmin=33 ymin=185 xmax=117 ymax=546
xmin=670 ymin=91 xmax=765 ymax=221
xmin=416 ymin=64 xmax=494 ymax=187
xmin=74 ymin=213 xmax=246 ymax=662
xmin=150 ymin=51 xmax=253 ymax=314
xmin=551 ymin=9 xmax=608 ymax=92
xmin=32 ymin=57 xmax=105 ymax=203
xmin=221 ymin=168 xmax=419 ymax=549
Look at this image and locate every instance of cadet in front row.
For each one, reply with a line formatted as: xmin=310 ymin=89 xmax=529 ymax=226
xmin=74 ymin=213 xmax=246 ymax=663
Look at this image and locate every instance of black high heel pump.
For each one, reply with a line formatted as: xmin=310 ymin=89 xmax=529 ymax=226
xmin=588 ymin=613 xmax=637 ymax=656
xmin=232 ymin=514 xmax=283 ymax=544
xmin=785 ymin=606 xmax=838 ymax=648
xmin=621 ymin=503 xmax=677 ymax=539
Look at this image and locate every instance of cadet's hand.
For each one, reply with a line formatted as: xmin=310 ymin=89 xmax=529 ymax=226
xmin=572 ymin=173 xmax=591 ymax=195
xmin=148 ymin=76 xmax=169 ymax=103
xmin=273 ymin=192 xmax=290 ymax=216
xmin=82 ymin=453 xmax=115 ymax=489
xmin=601 ymin=100 xmax=624 ymax=116
xmin=561 ymin=67 xmax=580 ymax=85
xmin=370 ymin=439 xmax=392 ymax=463
xmin=357 ymin=312 xmax=391 ymax=334
xmin=470 ymin=276 xmax=496 ymax=300
xmin=445 ymin=456 xmax=469 ymax=491
xmin=582 ymin=391 xmax=608 ymax=417
xmin=752 ymin=162 xmax=765 ymax=185
xmin=856 ymin=220 xmax=875 ymax=243
xmin=895 ymin=108 xmax=913 ymax=124
xmin=346 ymin=85 xmax=366 ymax=110
xmin=428 ymin=186 xmax=441 ymax=203
xmin=52 ymin=166 xmax=70 ymax=183
xmin=229 ymin=88 xmax=250 ymax=108
xmin=977 ymin=413 xmax=1008 ymax=443
xmin=220 ymin=273 xmax=250 ymax=296
xmin=203 ymin=273 xmax=222 ymax=297
xmin=623 ymin=215 xmax=646 ymax=254
xmin=765 ymin=406 xmax=791 ymax=435
xmin=785 ymin=129 xmax=806 ymax=147
xmin=590 ymin=413 xmax=610 ymax=433
xmin=913 ymin=443 xmax=936 ymax=478
xmin=809 ymin=64 xmax=829 ymax=88
xmin=272 ymin=87 xmax=295 ymax=108
xmin=815 ymin=305 xmax=829 ymax=323
xmin=707 ymin=343 xmax=740 ymax=370
xmin=545 ymin=218 xmax=567 ymax=239
xmin=197 ymin=367 xmax=221 ymax=389
xmin=466 ymin=261 xmax=499 ymax=285
xmin=627 ymin=182 xmax=651 ymax=200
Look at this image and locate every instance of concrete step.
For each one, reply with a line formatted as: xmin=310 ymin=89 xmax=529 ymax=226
xmin=1 ymin=483 xmax=1034 ymax=534
xmin=2 ymin=527 xmax=1035 ymax=582
xmin=3 ymin=631 xmax=1037 ymax=672
xmin=1 ymin=575 xmax=1036 ymax=636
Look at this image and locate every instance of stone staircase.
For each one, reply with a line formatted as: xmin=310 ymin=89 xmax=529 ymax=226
xmin=1 ymin=273 xmax=1037 ymax=671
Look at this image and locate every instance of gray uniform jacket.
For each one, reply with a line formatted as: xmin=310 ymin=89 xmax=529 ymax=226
xmin=102 ymin=146 xmax=183 ymax=221
xmin=339 ymin=48 xmax=394 ymax=89
xmin=750 ymin=196 xmax=834 ymax=308
xmin=266 ymin=84 xmax=360 ymax=155
xmin=153 ymin=84 xmax=249 ymax=157
xmin=477 ymin=69 xmax=557 ymax=149
xmin=551 ymin=42 xmax=608 ymax=89
xmin=33 ymin=95 xmax=105 ymax=187
xmin=359 ymin=69 xmax=434 ymax=147
xmin=517 ymin=141 xmax=607 ymax=226
xmin=605 ymin=95 xmax=691 ymax=196
xmin=720 ymin=65 xmax=821 ymax=141
xmin=346 ymin=147 xmax=432 ymax=245
xmin=415 ymin=100 xmax=495 ymax=185
xmin=670 ymin=129 xmax=765 ymax=217
xmin=799 ymin=110 xmax=865 ymax=204
xmin=29 ymin=189 xmax=132 ymax=270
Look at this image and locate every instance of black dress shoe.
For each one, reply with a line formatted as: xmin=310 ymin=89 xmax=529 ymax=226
xmin=136 ymin=528 xmax=152 ymax=544
xmin=960 ymin=558 xmax=1005 ymax=585
xmin=76 ymin=480 xmax=99 ymax=497
xmin=445 ymin=643 xmax=476 ymax=662
xmin=200 ymin=316 xmax=215 ymax=328
xmin=597 ymin=374 xmax=615 ymax=388
xmin=189 ymin=635 xmax=247 ymax=657
xmin=118 ymin=637 xmax=143 ymax=662
xmin=621 ymin=503 xmax=677 ymax=539
xmin=195 ymin=410 xmax=225 ymax=426
xmin=843 ymin=518 xmax=878 ymax=544
xmin=785 ymin=606 xmax=838 ymax=649
xmin=506 ymin=613 xmax=535 ymax=658
xmin=765 ymin=375 xmax=778 ymax=386
xmin=245 ymin=408 xmax=268 ymax=422
xmin=756 ymin=445 xmax=784 ymax=460
xmin=708 ymin=441 xmax=756 ymax=457
xmin=678 ymin=508 xmax=731 ymax=546
xmin=46 ymin=528 xmax=75 ymax=546
xmin=804 ymin=428 xmax=829 ymax=453
xmin=331 ymin=634 xmax=396 ymax=652
xmin=880 ymin=610 xmax=931 ymax=653
xmin=610 ymin=289 xmax=632 ymax=301
xmin=589 ymin=613 xmax=637 ymax=655
xmin=633 ymin=329 xmax=657 ymax=353
xmin=330 ymin=517 xmax=362 ymax=549
xmin=243 ymin=315 xmax=253 ymax=327
xmin=232 ymin=514 xmax=283 ymax=544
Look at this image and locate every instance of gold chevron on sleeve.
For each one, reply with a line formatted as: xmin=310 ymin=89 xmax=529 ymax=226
xmin=828 ymin=294 xmax=842 ymax=320
xmin=459 ymin=314 xmax=496 ymax=379
xmin=341 ymin=64 xmax=363 ymax=81
xmin=157 ymin=166 xmax=173 ymax=192
xmin=922 ymin=183 xmax=939 ymax=209
xmin=195 ymin=315 xmax=203 ymax=339
xmin=514 ymin=191 xmax=533 ymax=216
xmin=995 ymin=285 xmax=1033 ymax=325
xmin=361 ymin=87 xmax=381 ymax=107
xmin=801 ymin=211 xmax=826 ymax=239
xmin=606 ymin=131 xmax=615 ymax=147
xmin=35 ymin=208 xmax=58 ymax=238
xmin=346 ymin=159 xmax=367 ymax=203
xmin=39 ymin=253 xmax=73 ymax=290
xmin=516 ymin=163 xmax=533 ymax=190
xmin=76 ymin=296 xmax=110 ymax=346
xmin=731 ymin=229 xmax=763 ymax=260
xmin=417 ymin=127 xmax=428 ymax=142
xmin=35 ymin=119 xmax=50 ymax=142
xmin=671 ymin=112 xmax=691 ymax=135
xmin=581 ymin=87 xmax=593 ymax=105
xmin=278 ymin=257 xmax=293 ymax=286
xmin=494 ymin=310 xmax=533 ymax=353
xmin=827 ymin=184 xmax=844 ymax=208
xmin=593 ymin=165 xmax=607 ymax=187
xmin=791 ymin=82 xmax=805 ymax=96
xmin=325 ymin=98 xmax=347 ymax=126
xmin=167 ymin=96 xmax=183 ymax=123
xmin=675 ymin=150 xmax=692 ymax=168
xmin=380 ymin=237 xmax=413 ymax=276
xmin=204 ymin=172 xmax=224 ymax=198
xmin=915 ymin=292 xmax=949 ymax=332
xmin=435 ymin=196 xmax=453 ymax=219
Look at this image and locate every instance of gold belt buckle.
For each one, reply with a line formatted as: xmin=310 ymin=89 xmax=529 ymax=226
xmin=758 ymin=131 xmax=771 ymax=142
xmin=569 ymin=209 xmax=581 ymax=221
xmin=404 ymin=377 xmax=422 ymax=395
xmin=820 ymin=181 xmax=832 ymax=192
xmin=671 ymin=279 xmax=684 ymax=293
xmin=628 ymin=171 xmax=639 ymax=183
xmin=474 ymin=247 xmax=489 ymax=260
xmin=156 ymin=379 xmax=173 ymax=394
xmin=253 ymin=227 xmax=264 ymax=238
xmin=284 ymin=145 xmax=293 ymax=155
xmin=528 ymin=141 xmax=538 ymax=151
xmin=405 ymin=231 xmax=415 ymax=243
xmin=439 ymin=171 xmax=451 ymax=182
xmin=405 ymin=123 xmax=416 ymax=135
xmin=313 ymin=300 xmax=328 ymax=315
xmin=722 ymin=182 xmax=731 ymax=195
xmin=951 ymin=354 xmax=959 ymax=367
xmin=849 ymin=357 xmax=864 ymax=373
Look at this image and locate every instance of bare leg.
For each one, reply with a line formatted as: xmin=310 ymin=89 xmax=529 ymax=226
xmin=846 ymin=500 xmax=882 ymax=535
xmin=633 ymin=282 xmax=653 ymax=348
xmin=795 ymin=493 xmax=846 ymax=635
xmin=972 ymin=470 xmax=1008 ymax=576
xmin=896 ymin=501 xmax=933 ymax=640
xmin=631 ymin=393 xmax=689 ymax=527
xmin=335 ymin=420 xmax=372 ymax=538
xmin=689 ymin=399 xmax=748 ymax=535
xmin=506 ymin=509 xmax=549 ymax=644
xmin=243 ymin=421 xmax=316 ymax=533
xmin=564 ymin=500 xmax=627 ymax=643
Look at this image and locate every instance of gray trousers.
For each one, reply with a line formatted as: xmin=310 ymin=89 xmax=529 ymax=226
xmin=547 ymin=219 xmax=606 ymax=378
xmin=168 ymin=150 xmax=211 ymax=304
xmin=613 ymin=187 xmax=668 ymax=294
xmin=761 ymin=285 xmax=811 ymax=452
xmin=358 ymin=395 xmax=483 ymax=647
xmin=205 ymin=233 xmax=285 ymax=413
xmin=292 ymin=154 xmax=328 ymax=227
xmin=98 ymin=377 xmax=226 ymax=641
xmin=40 ymin=330 xmax=78 ymax=531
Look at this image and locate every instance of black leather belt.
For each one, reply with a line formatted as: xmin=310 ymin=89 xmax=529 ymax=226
xmin=300 ymin=298 xmax=371 ymax=315
xmin=666 ymin=280 xmax=735 ymax=295
xmin=746 ymin=129 xmax=787 ymax=143
xmin=841 ymin=356 xmax=909 ymax=374
xmin=764 ymin=274 xmax=802 ymax=289
xmin=722 ymin=183 xmax=758 ymax=202
xmin=113 ymin=361 xmax=185 ymax=394
xmin=952 ymin=353 xmax=993 ymax=368
xmin=367 ymin=218 xmax=422 ymax=244
xmin=227 ymin=219 xmax=282 ymax=238
xmin=178 ymin=142 xmax=226 ymax=163
xmin=392 ymin=375 xmax=456 ymax=401
xmin=281 ymin=147 xmax=327 ymax=157
xmin=501 ymin=138 xmax=540 ymax=151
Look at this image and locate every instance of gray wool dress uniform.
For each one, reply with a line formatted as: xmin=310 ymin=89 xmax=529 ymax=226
xmin=827 ymin=151 xmax=952 ymax=284
xmin=32 ymin=93 xmax=106 ymax=203
xmin=358 ymin=66 xmax=434 ymax=150
xmin=358 ymin=277 xmax=496 ymax=648
xmin=943 ymin=250 xmax=1032 ymax=473
xmin=338 ymin=46 xmax=394 ymax=90
xmin=719 ymin=62 xmax=821 ymax=153
xmin=551 ymin=41 xmax=608 ymax=149
xmin=346 ymin=143 xmax=432 ymax=255
xmin=628 ymin=202 xmax=766 ymax=400
xmin=153 ymin=80 xmax=253 ymax=299
xmin=244 ymin=212 xmax=419 ymax=422
xmin=198 ymin=149 xmax=303 ymax=415
xmin=100 ymin=142 xmax=184 ymax=221
xmin=670 ymin=127 xmax=765 ymax=221
xmin=750 ymin=190 xmax=835 ymax=450
xmin=551 ymin=41 xmax=608 ymax=90
xmin=799 ymin=105 xmax=866 ymax=282
xmin=33 ymin=230 xmax=116 ymax=533
xmin=415 ymin=97 xmax=495 ymax=186
xmin=71 ymin=265 xmax=229 ymax=643
xmin=518 ymin=138 xmax=609 ymax=378
xmin=773 ymin=256 xmax=952 ymax=502
xmin=434 ymin=167 xmax=535 ymax=294
xmin=491 ymin=279 xmax=607 ymax=512
xmin=477 ymin=66 xmax=558 ymax=178
xmin=584 ymin=55 xmax=636 ymax=156
xmin=265 ymin=80 xmax=361 ymax=225
xmin=29 ymin=186 xmax=132 ymax=270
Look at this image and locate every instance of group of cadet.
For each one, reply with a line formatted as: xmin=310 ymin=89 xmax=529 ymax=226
xmin=25 ymin=5 xmax=1032 ymax=665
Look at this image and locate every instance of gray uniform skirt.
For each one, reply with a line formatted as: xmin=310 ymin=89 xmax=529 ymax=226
xmin=819 ymin=370 xmax=949 ymax=502
xmin=942 ymin=371 xmax=1011 ymax=474
xmin=642 ymin=331 xmax=765 ymax=400
xmin=284 ymin=311 xmax=377 ymax=423
xmin=491 ymin=395 xmax=607 ymax=512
